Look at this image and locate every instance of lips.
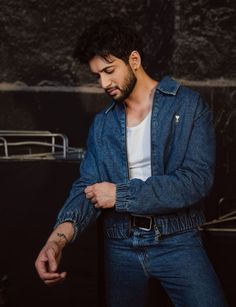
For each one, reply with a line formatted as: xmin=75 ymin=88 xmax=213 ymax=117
xmin=106 ymin=87 xmax=118 ymax=96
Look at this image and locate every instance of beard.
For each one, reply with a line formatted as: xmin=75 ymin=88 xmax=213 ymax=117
xmin=106 ymin=65 xmax=137 ymax=103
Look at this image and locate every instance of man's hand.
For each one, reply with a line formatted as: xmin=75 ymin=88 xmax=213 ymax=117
xmin=85 ymin=182 xmax=116 ymax=209
xmin=35 ymin=240 xmax=66 ymax=286
xmin=35 ymin=222 xmax=74 ymax=286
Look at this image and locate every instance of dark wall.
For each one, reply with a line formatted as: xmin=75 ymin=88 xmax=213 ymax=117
xmin=1 ymin=0 xmax=235 ymax=85
xmin=0 ymin=88 xmax=109 ymax=146
xmin=173 ymin=0 xmax=236 ymax=79
xmin=0 ymin=160 xmax=101 ymax=307
xmin=0 ymin=0 xmax=174 ymax=85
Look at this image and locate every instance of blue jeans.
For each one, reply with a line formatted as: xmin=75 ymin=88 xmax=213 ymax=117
xmin=104 ymin=228 xmax=227 ymax=307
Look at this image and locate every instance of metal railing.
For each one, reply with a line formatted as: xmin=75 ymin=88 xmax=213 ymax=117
xmin=199 ymin=197 xmax=236 ymax=233
xmin=0 ymin=130 xmax=85 ymax=161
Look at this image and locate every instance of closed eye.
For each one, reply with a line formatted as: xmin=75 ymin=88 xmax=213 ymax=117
xmin=104 ymin=69 xmax=114 ymax=74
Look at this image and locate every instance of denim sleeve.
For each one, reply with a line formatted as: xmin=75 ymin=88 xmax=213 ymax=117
xmin=115 ymin=96 xmax=215 ymax=215
xmin=54 ymin=120 xmax=101 ymax=241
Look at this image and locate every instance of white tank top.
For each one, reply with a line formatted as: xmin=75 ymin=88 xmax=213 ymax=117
xmin=127 ymin=111 xmax=151 ymax=181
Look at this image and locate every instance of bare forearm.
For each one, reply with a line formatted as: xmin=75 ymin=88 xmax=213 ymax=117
xmin=46 ymin=222 xmax=75 ymax=248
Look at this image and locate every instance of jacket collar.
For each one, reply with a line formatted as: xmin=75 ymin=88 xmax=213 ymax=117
xmin=105 ymin=76 xmax=180 ymax=113
xmin=156 ymin=76 xmax=180 ymax=95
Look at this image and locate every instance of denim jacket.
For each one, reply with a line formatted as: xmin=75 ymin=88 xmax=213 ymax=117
xmin=55 ymin=76 xmax=215 ymax=240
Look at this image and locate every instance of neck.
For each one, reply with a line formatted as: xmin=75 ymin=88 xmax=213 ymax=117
xmin=124 ymin=67 xmax=158 ymax=112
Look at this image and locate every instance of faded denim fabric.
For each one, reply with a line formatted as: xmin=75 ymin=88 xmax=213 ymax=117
xmin=104 ymin=228 xmax=227 ymax=307
xmin=55 ymin=76 xmax=215 ymax=240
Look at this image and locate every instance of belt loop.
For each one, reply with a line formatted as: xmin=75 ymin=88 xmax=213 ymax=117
xmin=153 ymin=221 xmax=161 ymax=240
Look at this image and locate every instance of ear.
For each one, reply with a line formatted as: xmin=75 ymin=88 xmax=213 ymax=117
xmin=128 ymin=51 xmax=141 ymax=71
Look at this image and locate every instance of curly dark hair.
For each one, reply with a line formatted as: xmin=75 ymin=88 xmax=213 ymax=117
xmin=73 ymin=17 xmax=144 ymax=64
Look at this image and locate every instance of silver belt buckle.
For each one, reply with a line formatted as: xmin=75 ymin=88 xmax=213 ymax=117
xmin=133 ymin=214 xmax=153 ymax=231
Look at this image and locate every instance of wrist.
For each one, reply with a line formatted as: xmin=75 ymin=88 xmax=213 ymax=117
xmin=56 ymin=232 xmax=69 ymax=245
xmin=47 ymin=235 xmax=67 ymax=249
xmin=48 ymin=222 xmax=74 ymax=248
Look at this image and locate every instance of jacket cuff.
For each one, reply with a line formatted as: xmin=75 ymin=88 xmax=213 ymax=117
xmin=115 ymin=183 xmax=130 ymax=212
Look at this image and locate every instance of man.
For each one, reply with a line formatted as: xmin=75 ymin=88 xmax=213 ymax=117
xmin=35 ymin=18 xmax=227 ymax=307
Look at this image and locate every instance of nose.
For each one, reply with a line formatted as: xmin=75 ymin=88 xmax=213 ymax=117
xmin=99 ymin=74 xmax=112 ymax=89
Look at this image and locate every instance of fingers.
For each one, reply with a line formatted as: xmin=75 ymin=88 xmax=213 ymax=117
xmin=36 ymin=260 xmax=67 ymax=285
xmin=85 ymin=186 xmax=97 ymax=203
xmin=36 ymin=256 xmax=66 ymax=285
xmin=85 ymin=191 xmax=94 ymax=199
xmin=85 ymin=191 xmax=97 ymax=204
xmin=84 ymin=185 xmax=94 ymax=194
xmin=35 ymin=257 xmax=48 ymax=278
xmin=35 ymin=244 xmax=66 ymax=286
xmin=35 ymin=254 xmax=57 ymax=280
xmin=84 ymin=182 xmax=116 ymax=209
xmin=44 ymin=272 xmax=67 ymax=286
xmin=47 ymin=247 xmax=58 ymax=272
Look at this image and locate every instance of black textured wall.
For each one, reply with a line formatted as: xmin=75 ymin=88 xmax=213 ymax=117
xmin=0 ymin=0 xmax=174 ymax=85
xmin=173 ymin=0 xmax=236 ymax=79
xmin=1 ymin=0 xmax=235 ymax=85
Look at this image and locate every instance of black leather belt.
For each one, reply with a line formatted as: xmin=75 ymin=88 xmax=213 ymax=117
xmin=131 ymin=215 xmax=154 ymax=231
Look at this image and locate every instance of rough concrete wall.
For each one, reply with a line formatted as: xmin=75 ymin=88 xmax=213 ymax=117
xmin=1 ymin=0 xmax=235 ymax=85
xmin=0 ymin=0 xmax=174 ymax=86
xmin=173 ymin=0 xmax=236 ymax=80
